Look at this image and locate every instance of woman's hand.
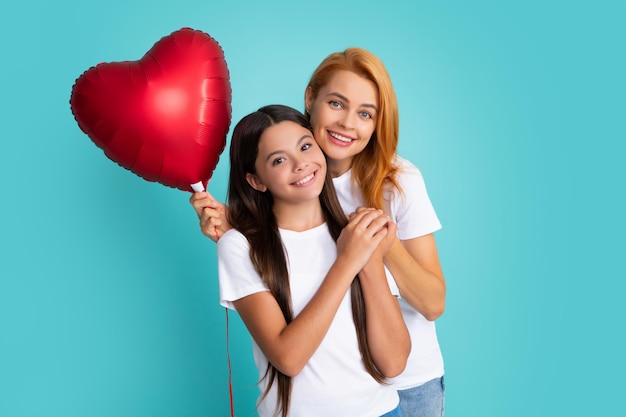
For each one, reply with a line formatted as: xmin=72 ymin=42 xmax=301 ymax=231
xmin=189 ymin=191 xmax=231 ymax=242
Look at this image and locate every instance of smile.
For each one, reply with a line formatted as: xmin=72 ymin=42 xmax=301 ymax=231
xmin=328 ymin=131 xmax=354 ymax=143
xmin=293 ymin=171 xmax=316 ymax=186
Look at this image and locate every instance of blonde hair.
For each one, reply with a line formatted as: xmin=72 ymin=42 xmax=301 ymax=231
xmin=305 ymin=48 xmax=401 ymax=209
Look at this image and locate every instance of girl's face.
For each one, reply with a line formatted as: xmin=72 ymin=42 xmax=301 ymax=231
xmin=246 ymin=121 xmax=327 ymax=206
xmin=305 ymin=70 xmax=379 ymax=177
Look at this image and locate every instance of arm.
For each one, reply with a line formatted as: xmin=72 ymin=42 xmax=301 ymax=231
xmin=358 ymin=221 xmax=411 ymax=378
xmin=233 ymin=209 xmax=391 ymax=377
xmin=189 ymin=191 xmax=231 ymax=242
xmin=384 ymin=234 xmax=446 ymax=321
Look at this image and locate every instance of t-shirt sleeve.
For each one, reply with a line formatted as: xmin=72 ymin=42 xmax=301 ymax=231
xmin=216 ymin=229 xmax=269 ymax=310
xmin=391 ymin=158 xmax=442 ymax=240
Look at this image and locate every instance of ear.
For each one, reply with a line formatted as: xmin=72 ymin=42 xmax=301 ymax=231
xmin=304 ymin=87 xmax=313 ymax=113
xmin=246 ymin=173 xmax=267 ymax=192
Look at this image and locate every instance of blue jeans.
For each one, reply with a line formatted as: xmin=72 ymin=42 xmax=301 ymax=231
xmin=397 ymin=376 xmax=445 ymax=417
xmin=380 ymin=404 xmax=404 ymax=417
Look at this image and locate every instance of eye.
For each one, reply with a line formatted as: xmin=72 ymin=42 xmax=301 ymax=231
xmin=359 ymin=111 xmax=373 ymax=120
xmin=272 ymin=157 xmax=286 ymax=166
xmin=301 ymin=143 xmax=312 ymax=151
xmin=329 ymin=100 xmax=343 ymax=109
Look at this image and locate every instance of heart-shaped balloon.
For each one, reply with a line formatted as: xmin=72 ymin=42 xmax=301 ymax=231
xmin=70 ymin=28 xmax=232 ymax=192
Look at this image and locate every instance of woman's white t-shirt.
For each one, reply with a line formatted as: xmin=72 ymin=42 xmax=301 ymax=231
xmin=332 ymin=156 xmax=445 ymax=389
xmin=217 ymin=223 xmax=400 ymax=417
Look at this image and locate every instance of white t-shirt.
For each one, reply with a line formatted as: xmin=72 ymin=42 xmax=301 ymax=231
xmin=332 ymin=155 xmax=445 ymax=390
xmin=217 ymin=223 xmax=400 ymax=417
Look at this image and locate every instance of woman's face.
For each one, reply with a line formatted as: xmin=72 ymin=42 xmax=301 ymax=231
xmin=305 ymin=70 xmax=378 ymax=177
xmin=246 ymin=121 xmax=326 ymax=207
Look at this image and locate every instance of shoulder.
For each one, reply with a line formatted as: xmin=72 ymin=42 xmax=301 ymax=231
xmin=388 ymin=155 xmax=429 ymax=196
xmin=217 ymin=229 xmax=268 ymax=308
xmin=218 ymin=228 xmax=248 ymax=246
xmin=393 ymin=155 xmax=425 ymax=179
xmin=388 ymin=155 xmax=442 ymax=238
xmin=217 ymin=229 xmax=250 ymax=260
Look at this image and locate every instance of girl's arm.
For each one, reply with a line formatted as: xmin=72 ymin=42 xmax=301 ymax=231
xmin=384 ymin=234 xmax=446 ymax=321
xmin=233 ymin=209 xmax=391 ymax=377
xmin=358 ymin=221 xmax=411 ymax=378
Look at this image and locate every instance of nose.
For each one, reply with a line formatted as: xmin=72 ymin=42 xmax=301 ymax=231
xmin=294 ymin=156 xmax=309 ymax=172
xmin=338 ymin=111 xmax=356 ymax=129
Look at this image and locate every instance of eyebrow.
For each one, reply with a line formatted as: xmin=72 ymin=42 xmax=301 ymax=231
xmin=327 ymin=92 xmax=378 ymax=112
xmin=265 ymin=134 xmax=313 ymax=163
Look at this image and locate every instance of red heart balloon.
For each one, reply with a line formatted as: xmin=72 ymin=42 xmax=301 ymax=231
xmin=70 ymin=28 xmax=232 ymax=192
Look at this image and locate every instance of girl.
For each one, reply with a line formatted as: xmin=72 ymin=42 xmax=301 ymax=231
xmin=193 ymin=49 xmax=447 ymax=417
xmin=216 ymin=104 xmax=410 ymax=417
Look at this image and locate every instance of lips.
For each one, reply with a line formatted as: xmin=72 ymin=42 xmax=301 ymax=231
xmin=292 ymin=171 xmax=316 ymax=186
xmin=327 ymin=130 xmax=354 ymax=146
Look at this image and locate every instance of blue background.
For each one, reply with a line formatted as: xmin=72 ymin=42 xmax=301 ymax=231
xmin=1 ymin=1 xmax=624 ymax=416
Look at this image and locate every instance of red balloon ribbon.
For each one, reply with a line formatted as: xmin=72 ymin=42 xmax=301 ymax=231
xmin=70 ymin=28 xmax=232 ymax=192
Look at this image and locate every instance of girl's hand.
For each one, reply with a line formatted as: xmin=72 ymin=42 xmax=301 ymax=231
xmin=189 ymin=191 xmax=232 ymax=242
xmin=353 ymin=206 xmax=397 ymax=261
xmin=336 ymin=208 xmax=391 ymax=274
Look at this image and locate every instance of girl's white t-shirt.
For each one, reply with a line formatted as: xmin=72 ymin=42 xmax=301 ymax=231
xmin=217 ymin=223 xmax=400 ymax=417
xmin=332 ymin=156 xmax=445 ymax=389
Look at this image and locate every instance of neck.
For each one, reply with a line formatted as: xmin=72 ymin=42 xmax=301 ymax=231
xmin=273 ymin=199 xmax=325 ymax=232
xmin=327 ymin=158 xmax=352 ymax=178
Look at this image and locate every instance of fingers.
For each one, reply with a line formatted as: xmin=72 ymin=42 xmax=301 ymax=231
xmin=378 ymin=221 xmax=397 ymax=254
xmin=199 ymin=206 xmax=223 ymax=242
xmin=189 ymin=190 xmax=231 ymax=242
xmin=190 ymin=192 xmax=209 ymax=217
xmin=189 ymin=191 xmax=207 ymax=203
xmin=348 ymin=208 xmax=391 ymax=238
xmin=337 ymin=209 xmax=391 ymax=272
xmin=342 ymin=209 xmax=391 ymax=254
xmin=190 ymin=191 xmax=224 ymax=218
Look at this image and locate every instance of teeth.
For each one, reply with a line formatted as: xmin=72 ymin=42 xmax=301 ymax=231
xmin=295 ymin=173 xmax=314 ymax=185
xmin=329 ymin=132 xmax=352 ymax=143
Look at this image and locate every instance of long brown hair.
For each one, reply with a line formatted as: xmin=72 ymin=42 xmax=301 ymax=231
xmin=226 ymin=105 xmax=385 ymax=417
xmin=305 ymin=48 xmax=402 ymax=209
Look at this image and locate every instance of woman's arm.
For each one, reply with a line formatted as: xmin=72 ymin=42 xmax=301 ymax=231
xmin=358 ymin=221 xmax=410 ymax=378
xmin=384 ymin=234 xmax=446 ymax=321
xmin=233 ymin=209 xmax=392 ymax=377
